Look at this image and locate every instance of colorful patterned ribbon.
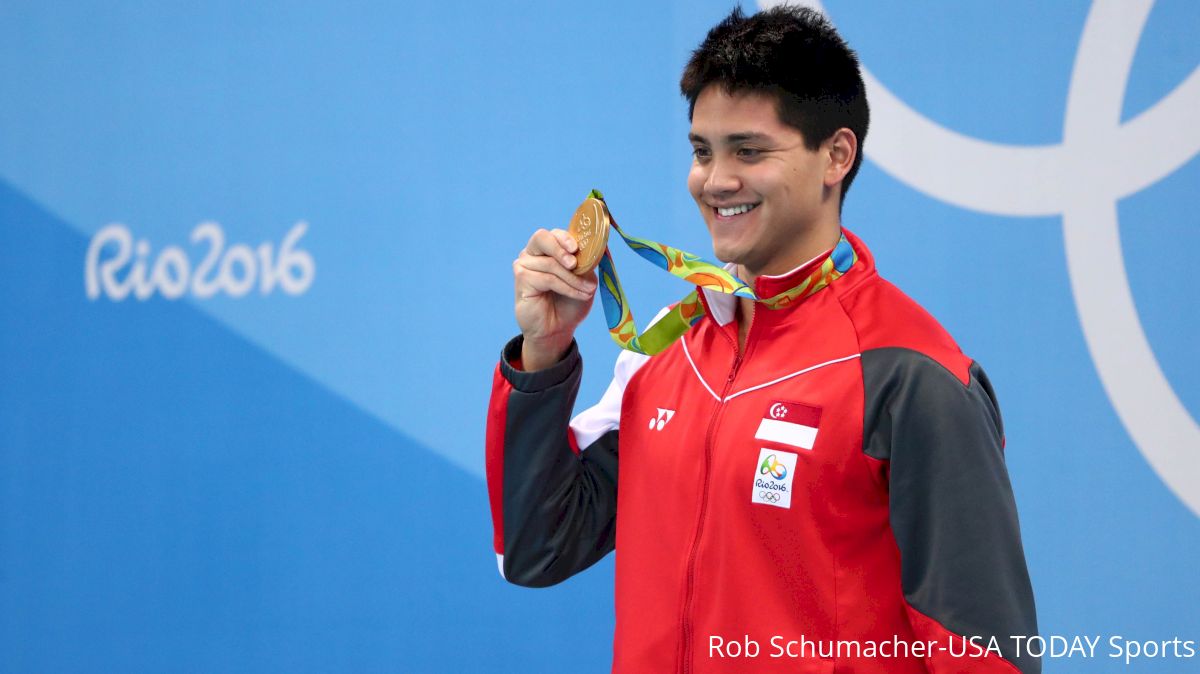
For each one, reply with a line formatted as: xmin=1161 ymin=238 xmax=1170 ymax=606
xmin=590 ymin=189 xmax=858 ymax=355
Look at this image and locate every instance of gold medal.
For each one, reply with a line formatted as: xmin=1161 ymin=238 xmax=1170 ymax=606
xmin=567 ymin=196 xmax=611 ymax=275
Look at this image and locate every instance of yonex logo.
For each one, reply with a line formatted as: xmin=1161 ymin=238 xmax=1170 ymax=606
xmin=649 ymin=408 xmax=676 ymax=431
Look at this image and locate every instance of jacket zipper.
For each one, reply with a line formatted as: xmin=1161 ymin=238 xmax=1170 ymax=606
xmin=678 ymin=302 xmax=753 ymax=673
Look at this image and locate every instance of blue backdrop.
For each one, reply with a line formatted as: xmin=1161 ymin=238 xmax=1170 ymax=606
xmin=2 ymin=1 xmax=1197 ymax=671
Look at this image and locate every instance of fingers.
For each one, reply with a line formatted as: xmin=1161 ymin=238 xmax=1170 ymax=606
xmin=522 ymin=228 xmax=578 ymax=271
xmin=514 ymin=254 xmax=596 ymax=301
xmin=551 ymin=229 xmax=579 ymax=254
xmin=517 ymin=270 xmax=594 ymax=302
xmin=516 ymin=228 xmax=595 ymax=301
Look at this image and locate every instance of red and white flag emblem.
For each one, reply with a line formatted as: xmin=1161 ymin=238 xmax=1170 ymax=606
xmin=754 ymin=401 xmax=821 ymax=450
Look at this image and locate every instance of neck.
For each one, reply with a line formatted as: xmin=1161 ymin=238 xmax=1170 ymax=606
xmin=736 ymin=224 xmax=842 ymax=288
xmin=733 ymin=223 xmax=843 ymax=352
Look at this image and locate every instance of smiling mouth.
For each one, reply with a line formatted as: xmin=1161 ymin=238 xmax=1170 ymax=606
xmin=714 ymin=203 xmax=759 ymax=219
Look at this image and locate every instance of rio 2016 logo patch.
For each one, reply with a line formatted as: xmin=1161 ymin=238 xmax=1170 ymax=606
xmin=751 ymin=448 xmax=798 ymax=509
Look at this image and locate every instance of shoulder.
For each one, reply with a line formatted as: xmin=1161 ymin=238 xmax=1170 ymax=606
xmin=836 ymin=273 xmax=972 ymax=385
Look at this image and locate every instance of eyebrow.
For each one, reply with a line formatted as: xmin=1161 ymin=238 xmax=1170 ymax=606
xmin=688 ymin=131 xmax=775 ymax=144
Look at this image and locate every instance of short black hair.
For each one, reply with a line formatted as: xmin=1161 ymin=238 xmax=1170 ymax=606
xmin=680 ymin=5 xmax=870 ymax=204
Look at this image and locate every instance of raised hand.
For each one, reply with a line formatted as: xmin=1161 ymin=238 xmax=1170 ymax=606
xmin=513 ymin=227 xmax=598 ymax=370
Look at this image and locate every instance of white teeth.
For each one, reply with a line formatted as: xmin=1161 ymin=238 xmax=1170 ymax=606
xmin=717 ymin=204 xmax=756 ymax=217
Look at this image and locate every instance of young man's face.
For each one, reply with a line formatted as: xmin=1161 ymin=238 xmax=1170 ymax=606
xmin=687 ymin=85 xmax=838 ymax=278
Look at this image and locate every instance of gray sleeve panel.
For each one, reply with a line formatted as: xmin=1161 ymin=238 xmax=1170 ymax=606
xmin=862 ymin=347 xmax=1040 ymax=674
xmin=498 ymin=336 xmax=618 ymax=588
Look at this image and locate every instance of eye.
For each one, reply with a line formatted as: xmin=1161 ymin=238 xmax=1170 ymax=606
xmin=691 ymin=146 xmax=712 ymax=162
xmin=736 ymin=147 xmax=763 ymax=160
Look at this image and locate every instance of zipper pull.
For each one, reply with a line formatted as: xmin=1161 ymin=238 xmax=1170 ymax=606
xmin=726 ymin=356 xmax=741 ymax=386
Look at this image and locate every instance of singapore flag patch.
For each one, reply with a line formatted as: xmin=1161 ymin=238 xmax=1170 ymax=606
xmin=754 ymin=401 xmax=821 ymax=450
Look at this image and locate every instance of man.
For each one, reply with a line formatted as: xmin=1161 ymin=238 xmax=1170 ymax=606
xmin=487 ymin=6 xmax=1038 ymax=673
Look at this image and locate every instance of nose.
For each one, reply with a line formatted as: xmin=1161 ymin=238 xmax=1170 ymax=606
xmin=703 ymin=156 xmax=741 ymax=197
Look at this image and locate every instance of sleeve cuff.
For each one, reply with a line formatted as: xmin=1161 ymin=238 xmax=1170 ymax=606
xmin=499 ymin=335 xmax=581 ymax=393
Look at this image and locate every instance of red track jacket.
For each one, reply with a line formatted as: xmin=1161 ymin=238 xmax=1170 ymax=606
xmin=487 ymin=229 xmax=1038 ymax=673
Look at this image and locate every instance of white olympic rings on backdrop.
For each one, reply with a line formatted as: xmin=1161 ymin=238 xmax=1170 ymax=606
xmin=766 ymin=0 xmax=1200 ymax=516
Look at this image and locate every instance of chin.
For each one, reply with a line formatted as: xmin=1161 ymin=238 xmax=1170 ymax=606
xmin=709 ymin=238 xmax=751 ymax=266
xmin=708 ymin=244 xmax=737 ymax=265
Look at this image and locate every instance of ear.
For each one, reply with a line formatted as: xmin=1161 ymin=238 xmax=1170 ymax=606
xmin=823 ymin=128 xmax=857 ymax=189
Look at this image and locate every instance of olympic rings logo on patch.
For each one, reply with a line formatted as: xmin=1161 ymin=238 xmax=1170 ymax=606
xmin=758 ymin=491 xmax=781 ymax=503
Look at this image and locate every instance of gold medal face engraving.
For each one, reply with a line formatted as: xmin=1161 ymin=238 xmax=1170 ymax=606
xmin=567 ymin=197 xmax=610 ymax=275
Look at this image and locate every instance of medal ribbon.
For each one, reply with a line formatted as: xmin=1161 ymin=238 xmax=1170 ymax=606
xmin=590 ymin=189 xmax=858 ymax=355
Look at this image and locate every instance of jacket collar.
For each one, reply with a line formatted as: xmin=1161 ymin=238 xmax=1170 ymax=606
xmin=700 ymin=227 xmax=872 ymax=326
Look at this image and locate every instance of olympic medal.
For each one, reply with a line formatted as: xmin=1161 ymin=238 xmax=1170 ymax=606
xmin=567 ymin=197 xmax=611 ymax=275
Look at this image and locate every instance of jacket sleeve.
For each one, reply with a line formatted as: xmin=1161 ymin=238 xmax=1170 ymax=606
xmin=862 ymin=348 xmax=1040 ymax=674
xmin=485 ymin=335 xmax=621 ymax=588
